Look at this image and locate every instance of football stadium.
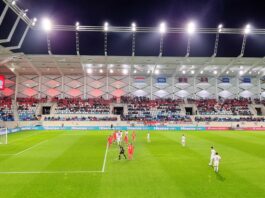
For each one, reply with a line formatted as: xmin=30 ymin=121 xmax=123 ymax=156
xmin=0 ymin=0 xmax=265 ymax=197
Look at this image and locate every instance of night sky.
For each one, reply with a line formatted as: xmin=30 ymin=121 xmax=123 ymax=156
xmin=1 ymin=0 xmax=265 ymax=57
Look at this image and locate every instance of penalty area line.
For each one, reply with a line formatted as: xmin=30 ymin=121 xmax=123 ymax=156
xmin=15 ymin=140 xmax=48 ymax=156
xmin=102 ymin=143 xmax=109 ymax=173
xmin=0 ymin=139 xmax=49 ymax=156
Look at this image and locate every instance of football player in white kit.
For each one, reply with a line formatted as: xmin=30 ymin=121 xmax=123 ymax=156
xmin=147 ymin=132 xmax=151 ymax=143
xmin=181 ymin=134 xmax=186 ymax=146
xmin=213 ymin=152 xmax=221 ymax=173
xmin=117 ymin=131 xmax=122 ymax=145
xmin=209 ymin=146 xmax=216 ymax=166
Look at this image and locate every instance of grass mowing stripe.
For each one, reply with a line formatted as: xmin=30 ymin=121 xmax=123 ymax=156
xmin=157 ymin=132 xmax=265 ymax=197
xmin=0 ymin=170 xmax=102 ymax=174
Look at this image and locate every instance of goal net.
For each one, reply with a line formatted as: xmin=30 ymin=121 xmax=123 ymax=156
xmin=0 ymin=128 xmax=7 ymax=144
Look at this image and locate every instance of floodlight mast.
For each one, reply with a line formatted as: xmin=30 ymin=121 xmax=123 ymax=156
xmin=212 ymin=24 xmax=223 ymax=57
xmin=185 ymin=21 xmax=196 ymax=57
xmin=240 ymin=24 xmax=252 ymax=56
xmin=104 ymin=22 xmax=109 ymax=56
xmin=131 ymin=23 xmax=136 ymax=56
xmin=158 ymin=22 xmax=166 ymax=57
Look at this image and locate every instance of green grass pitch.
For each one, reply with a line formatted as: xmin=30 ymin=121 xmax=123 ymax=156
xmin=0 ymin=130 xmax=264 ymax=198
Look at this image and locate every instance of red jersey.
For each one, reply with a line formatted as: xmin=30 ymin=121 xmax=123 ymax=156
xmin=124 ymin=135 xmax=128 ymax=144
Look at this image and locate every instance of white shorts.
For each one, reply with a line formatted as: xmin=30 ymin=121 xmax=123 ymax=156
xmin=214 ymin=162 xmax=219 ymax=167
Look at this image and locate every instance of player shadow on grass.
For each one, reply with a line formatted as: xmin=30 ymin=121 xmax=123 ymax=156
xmin=215 ymin=173 xmax=226 ymax=182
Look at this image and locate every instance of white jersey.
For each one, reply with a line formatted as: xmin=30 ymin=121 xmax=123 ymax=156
xmin=211 ymin=149 xmax=216 ymax=158
xmin=213 ymin=155 xmax=221 ymax=165
xmin=181 ymin=136 xmax=186 ymax=142
xmin=147 ymin=133 xmax=150 ymax=139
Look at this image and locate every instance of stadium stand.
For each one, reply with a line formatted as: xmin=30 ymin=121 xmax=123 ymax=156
xmin=121 ymin=96 xmax=190 ymax=122
xmin=0 ymin=97 xmax=14 ymax=121
xmin=17 ymin=98 xmax=40 ymax=121
xmin=194 ymin=98 xmax=252 ymax=116
xmin=53 ymin=98 xmax=111 ymax=114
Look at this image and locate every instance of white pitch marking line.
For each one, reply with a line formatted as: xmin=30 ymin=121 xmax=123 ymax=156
xmin=0 ymin=170 xmax=102 ymax=174
xmin=15 ymin=140 xmax=48 ymax=156
xmin=102 ymin=143 xmax=109 ymax=173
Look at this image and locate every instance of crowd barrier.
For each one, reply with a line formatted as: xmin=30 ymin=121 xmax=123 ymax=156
xmin=8 ymin=126 xmax=206 ymax=133
xmin=7 ymin=126 xmax=265 ymax=133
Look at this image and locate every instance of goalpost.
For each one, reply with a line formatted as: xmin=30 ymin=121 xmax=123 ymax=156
xmin=0 ymin=128 xmax=7 ymax=144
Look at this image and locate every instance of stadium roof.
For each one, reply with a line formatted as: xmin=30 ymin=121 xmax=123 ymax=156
xmin=0 ymin=49 xmax=265 ymax=77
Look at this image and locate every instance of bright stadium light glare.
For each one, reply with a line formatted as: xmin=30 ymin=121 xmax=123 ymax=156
xmin=11 ymin=0 xmax=16 ymax=6
xmin=123 ymin=69 xmax=128 ymax=75
xmin=187 ymin=21 xmax=196 ymax=35
xmin=244 ymin=24 xmax=251 ymax=34
xmin=104 ymin=22 xmax=109 ymax=31
xmin=33 ymin=18 xmax=37 ymax=22
xmin=42 ymin=18 xmax=52 ymax=32
xmin=239 ymin=70 xmax=244 ymax=75
xmin=213 ymin=70 xmax=218 ymax=75
xmin=87 ymin=68 xmax=92 ymax=74
xmin=218 ymin=24 xmax=223 ymax=33
xmin=131 ymin=22 xmax=136 ymax=32
xmin=191 ymin=70 xmax=195 ymax=74
xmin=109 ymin=69 xmax=113 ymax=74
xmin=75 ymin=22 xmax=80 ymax=30
xmin=134 ymin=70 xmax=137 ymax=74
xmin=147 ymin=70 xmax=150 ymax=74
xmin=226 ymin=71 xmax=229 ymax=74
xmin=200 ymin=70 xmax=204 ymax=74
xmin=182 ymin=70 xmax=186 ymax=74
xmin=154 ymin=69 xmax=159 ymax=75
xmin=159 ymin=22 xmax=166 ymax=34
xmin=99 ymin=69 xmax=103 ymax=73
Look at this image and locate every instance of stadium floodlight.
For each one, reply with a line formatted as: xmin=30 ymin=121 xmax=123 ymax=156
xmin=123 ymin=69 xmax=128 ymax=75
xmin=191 ymin=70 xmax=195 ymax=74
xmin=99 ymin=69 xmax=103 ymax=73
xmin=104 ymin=22 xmax=109 ymax=31
xmin=239 ymin=70 xmax=244 ymax=75
xmin=182 ymin=70 xmax=186 ymax=74
xmin=218 ymin=24 xmax=223 ymax=33
xmin=200 ymin=70 xmax=204 ymax=74
xmin=87 ymin=68 xmax=92 ymax=74
xmin=42 ymin=18 xmax=52 ymax=32
xmin=131 ymin=22 xmax=136 ymax=32
xmin=133 ymin=70 xmax=137 ymax=74
xmin=187 ymin=21 xmax=196 ymax=35
xmin=147 ymin=70 xmax=150 ymax=74
xmin=159 ymin=22 xmax=166 ymax=34
xmin=154 ymin=69 xmax=159 ymax=75
xmin=75 ymin=22 xmax=80 ymax=30
xmin=226 ymin=71 xmax=229 ymax=74
xmin=109 ymin=69 xmax=113 ymax=74
xmin=244 ymin=24 xmax=251 ymax=34
xmin=213 ymin=70 xmax=218 ymax=75
xmin=11 ymin=0 xmax=16 ymax=6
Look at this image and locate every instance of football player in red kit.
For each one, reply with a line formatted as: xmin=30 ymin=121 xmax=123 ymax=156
xmin=107 ymin=135 xmax=113 ymax=147
xmin=132 ymin=131 xmax=136 ymax=142
xmin=124 ymin=133 xmax=129 ymax=144
xmin=128 ymin=143 xmax=134 ymax=160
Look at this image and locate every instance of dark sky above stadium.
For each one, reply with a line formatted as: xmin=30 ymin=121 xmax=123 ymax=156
xmin=1 ymin=0 xmax=265 ymax=57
